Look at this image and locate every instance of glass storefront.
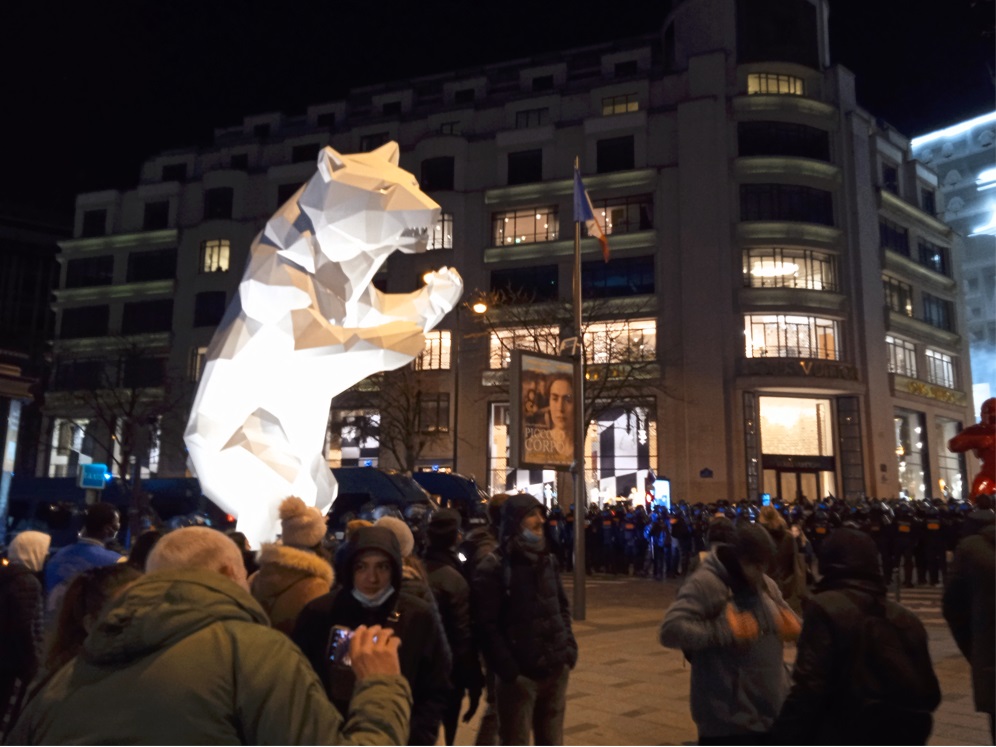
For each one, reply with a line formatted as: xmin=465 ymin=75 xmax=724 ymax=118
xmin=935 ymin=417 xmax=965 ymax=501
xmin=894 ymin=408 xmax=929 ymax=500
xmin=759 ymin=396 xmax=837 ymax=502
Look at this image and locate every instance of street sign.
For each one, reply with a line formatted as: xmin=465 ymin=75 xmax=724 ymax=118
xmin=77 ymin=463 xmax=109 ymax=490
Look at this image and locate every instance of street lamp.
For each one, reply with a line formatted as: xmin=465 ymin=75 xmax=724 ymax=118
xmin=451 ymin=297 xmax=488 ymax=474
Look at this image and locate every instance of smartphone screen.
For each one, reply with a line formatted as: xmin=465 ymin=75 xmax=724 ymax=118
xmin=328 ymin=626 xmax=353 ymax=667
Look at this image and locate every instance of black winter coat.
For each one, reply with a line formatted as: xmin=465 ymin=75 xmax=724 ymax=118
xmin=471 ymin=494 xmax=577 ymax=682
xmin=425 ymin=547 xmax=481 ymax=689
xmin=943 ymin=523 xmax=995 ymax=715
xmin=0 ymin=563 xmax=43 ymax=680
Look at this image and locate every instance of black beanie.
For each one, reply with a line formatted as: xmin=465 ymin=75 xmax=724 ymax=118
xmin=733 ymin=523 xmax=775 ymax=569
xmin=428 ymin=508 xmax=461 ymax=548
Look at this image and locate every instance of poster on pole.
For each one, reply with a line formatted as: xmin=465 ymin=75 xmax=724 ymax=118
xmin=510 ymin=350 xmax=576 ymax=470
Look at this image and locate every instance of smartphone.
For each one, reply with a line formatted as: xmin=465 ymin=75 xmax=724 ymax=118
xmin=328 ymin=625 xmax=354 ymax=667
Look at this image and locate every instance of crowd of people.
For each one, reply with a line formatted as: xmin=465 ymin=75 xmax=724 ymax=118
xmin=0 ymin=487 xmax=991 ymax=745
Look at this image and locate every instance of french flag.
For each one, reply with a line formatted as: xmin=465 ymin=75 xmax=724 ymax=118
xmin=573 ymin=168 xmax=610 ymax=262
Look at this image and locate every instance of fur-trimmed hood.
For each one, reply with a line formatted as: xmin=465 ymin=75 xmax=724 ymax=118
xmin=253 ymin=543 xmax=333 ymax=588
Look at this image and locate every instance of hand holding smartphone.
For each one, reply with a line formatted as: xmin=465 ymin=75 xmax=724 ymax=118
xmin=350 ymin=625 xmax=402 ymax=680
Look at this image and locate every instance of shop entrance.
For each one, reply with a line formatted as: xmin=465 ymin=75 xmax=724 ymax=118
xmin=764 ymin=467 xmax=822 ymax=503
xmin=758 ymin=395 xmax=837 ymax=503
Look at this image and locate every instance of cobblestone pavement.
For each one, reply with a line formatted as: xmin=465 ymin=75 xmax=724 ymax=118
xmin=448 ymin=573 xmax=991 ymax=746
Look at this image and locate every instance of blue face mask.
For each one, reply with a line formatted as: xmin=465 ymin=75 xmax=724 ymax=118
xmin=519 ymin=527 xmax=545 ymax=548
xmin=351 ymin=584 xmax=395 ymax=609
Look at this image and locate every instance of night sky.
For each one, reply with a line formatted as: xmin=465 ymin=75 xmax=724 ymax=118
xmin=3 ymin=0 xmax=992 ymax=212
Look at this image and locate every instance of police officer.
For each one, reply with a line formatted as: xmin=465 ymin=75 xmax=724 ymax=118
xmin=646 ymin=508 xmax=670 ymax=581
xmin=921 ymin=499 xmax=946 ymax=586
xmin=893 ymin=500 xmax=920 ymax=587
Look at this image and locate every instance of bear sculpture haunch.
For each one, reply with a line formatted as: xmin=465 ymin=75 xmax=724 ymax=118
xmin=183 ymin=142 xmax=462 ymax=546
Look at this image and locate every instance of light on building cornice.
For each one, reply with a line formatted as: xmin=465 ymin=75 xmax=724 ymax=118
xmin=970 ymin=204 xmax=996 ymax=236
xmin=976 ymin=167 xmax=996 ymax=191
xmin=910 ymin=111 xmax=996 ymax=149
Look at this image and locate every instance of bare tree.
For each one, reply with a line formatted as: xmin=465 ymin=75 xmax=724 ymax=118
xmin=329 ymin=364 xmax=450 ymax=474
xmin=47 ymin=341 xmax=194 ymax=537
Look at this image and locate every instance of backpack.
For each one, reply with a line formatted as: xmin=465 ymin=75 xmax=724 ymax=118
xmin=837 ymin=590 xmax=941 ymax=743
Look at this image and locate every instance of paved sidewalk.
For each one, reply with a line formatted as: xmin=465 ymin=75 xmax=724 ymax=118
xmin=449 ymin=574 xmax=990 ymax=746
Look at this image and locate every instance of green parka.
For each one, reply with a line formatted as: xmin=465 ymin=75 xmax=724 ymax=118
xmin=9 ymin=569 xmax=410 ymax=745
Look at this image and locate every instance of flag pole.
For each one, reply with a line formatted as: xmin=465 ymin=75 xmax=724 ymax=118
xmin=572 ymin=155 xmax=587 ymax=621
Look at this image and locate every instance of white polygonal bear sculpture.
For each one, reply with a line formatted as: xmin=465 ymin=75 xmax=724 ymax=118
xmin=184 ymin=142 xmax=463 ymax=546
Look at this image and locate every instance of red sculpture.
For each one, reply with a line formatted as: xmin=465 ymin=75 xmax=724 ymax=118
xmin=948 ymin=397 xmax=996 ymax=502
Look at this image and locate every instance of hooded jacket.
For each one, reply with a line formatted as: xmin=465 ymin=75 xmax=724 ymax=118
xmin=8 ymin=568 xmax=410 ymax=745
xmin=293 ymin=526 xmax=450 ymax=746
xmin=943 ymin=523 xmax=995 ymax=715
xmin=658 ymin=548 xmax=791 ymax=738
xmin=471 ymin=493 xmax=578 ymax=682
xmin=773 ymin=528 xmax=940 ymax=745
xmin=250 ymin=543 xmax=334 ymax=634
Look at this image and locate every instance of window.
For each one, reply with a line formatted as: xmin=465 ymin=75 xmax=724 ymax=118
xmin=189 ymin=346 xmax=208 ymax=382
xmin=317 ymin=112 xmax=336 ymax=127
xmin=230 ymin=153 xmax=249 ymax=170
xmin=121 ymin=300 xmax=173 ymax=335
xmin=582 ymin=255 xmax=654 ymax=298
xmin=894 ymin=408 xmax=930 ymax=500
xmin=194 ymin=291 xmax=227 ymax=327
xmin=925 ymin=349 xmax=955 ymax=388
xmin=427 ymin=213 xmax=453 ymax=250
xmin=886 ymin=335 xmax=917 ymax=377
xmin=532 ymin=74 xmax=554 ymax=91
xmin=439 ymin=121 xmax=461 ymax=135
xmin=507 ymin=149 xmax=542 ymax=185
xmin=420 ymin=157 xmax=455 ymax=191
xmin=65 ymin=256 xmax=114 ymax=288
xmin=60 ymin=305 xmax=109 ymax=339
xmin=161 ymin=163 xmax=187 ymax=182
xmin=740 ymin=184 xmax=833 ymax=225
xmin=143 ymin=201 xmax=169 ymax=230
xmin=917 ymin=240 xmax=949 ymax=276
xmin=920 ymin=188 xmax=936 ymax=216
xmin=454 ymin=88 xmax=475 ymax=104
xmin=417 ymin=331 xmax=451 ymax=370
xmin=201 ymin=239 xmax=231 ymax=273
xmin=923 ymin=294 xmax=953 ymax=331
xmin=418 ymin=393 xmax=450 ymax=433
xmin=53 ymin=360 xmax=104 ymax=390
xmin=596 ymin=136 xmax=635 ymax=173
xmin=585 ymin=319 xmax=656 ymax=364
xmin=277 ymin=183 xmax=301 ymax=206
xmin=382 ymin=101 xmax=402 ymax=116
xmin=81 ymin=209 xmax=107 ymax=238
xmin=122 ymin=356 xmax=166 ymax=388
xmin=491 ymin=206 xmax=558 ymax=245
xmin=744 ymin=314 xmax=839 ymax=359
xmin=490 ymin=265 xmax=558 ymax=301
xmin=747 ymin=73 xmax=804 ymax=95
xmin=883 ymin=277 xmax=914 ymax=317
xmin=515 ymin=108 xmax=549 ymax=128
xmin=879 ymin=217 xmax=910 ymax=256
xmin=291 ymin=143 xmax=320 ymax=163
xmin=614 ymin=60 xmax=638 ymax=77
xmin=882 ymin=164 xmax=899 ymax=195
xmin=360 ymin=132 xmax=390 ymax=151
xmin=738 ymin=121 xmax=830 ymax=161
xmin=127 ymin=248 xmax=176 ymax=283
xmin=203 ymin=187 xmax=234 ymax=220
xmin=743 ymin=248 xmax=836 ymax=291
xmin=588 ymin=194 xmax=652 ymax=235
xmin=602 ymin=93 xmax=639 ymax=115
xmin=48 ymin=417 xmax=94 ymax=478
xmin=253 ymin=123 xmax=271 ymax=138
xmin=489 ymin=326 xmax=559 ymax=368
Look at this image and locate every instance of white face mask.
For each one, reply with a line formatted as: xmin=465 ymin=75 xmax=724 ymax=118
xmin=351 ymin=584 xmax=395 ymax=609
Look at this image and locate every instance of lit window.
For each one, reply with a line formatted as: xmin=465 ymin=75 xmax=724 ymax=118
xmin=747 ymin=73 xmax=804 ymax=96
xmin=601 ymin=93 xmax=639 ymax=115
xmin=744 ymin=314 xmax=839 ymax=360
xmin=201 ymin=239 xmax=230 ymax=273
xmin=742 ymin=248 xmax=836 ymax=291
xmin=883 ymin=277 xmax=914 ymax=317
xmin=885 ymin=336 xmax=917 ymax=378
xmin=584 ymin=320 xmax=656 ymax=364
xmin=925 ymin=349 xmax=956 ymax=389
xmin=489 ymin=327 xmax=559 ymax=369
xmin=417 ymin=331 xmax=451 ymax=370
xmin=491 ymin=207 xmax=559 ymax=246
xmin=588 ymin=195 xmax=653 ymax=235
xmin=427 ymin=213 xmax=453 ymax=250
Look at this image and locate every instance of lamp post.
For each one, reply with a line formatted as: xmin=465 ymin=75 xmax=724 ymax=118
xmin=451 ymin=299 xmax=488 ymax=474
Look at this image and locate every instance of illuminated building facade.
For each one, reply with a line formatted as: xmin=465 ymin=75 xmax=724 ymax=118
xmin=912 ymin=112 xmax=996 ymax=408
xmin=40 ymin=0 xmax=974 ymax=505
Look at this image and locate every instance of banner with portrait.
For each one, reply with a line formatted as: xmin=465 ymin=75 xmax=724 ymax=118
xmin=510 ymin=350 xmax=576 ymax=470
